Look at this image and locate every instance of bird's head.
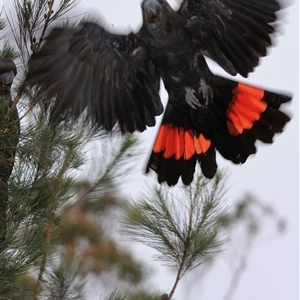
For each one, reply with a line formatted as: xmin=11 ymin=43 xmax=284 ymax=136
xmin=141 ymin=0 xmax=173 ymax=38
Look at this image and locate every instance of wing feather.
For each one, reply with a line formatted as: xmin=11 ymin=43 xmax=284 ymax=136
xmin=178 ymin=0 xmax=284 ymax=77
xmin=25 ymin=22 xmax=163 ymax=133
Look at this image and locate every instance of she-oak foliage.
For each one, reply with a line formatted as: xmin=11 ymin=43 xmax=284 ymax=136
xmin=123 ymin=173 xmax=226 ymax=269
xmin=1 ymin=1 xmax=148 ymax=298
xmin=122 ymin=172 xmax=227 ymax=300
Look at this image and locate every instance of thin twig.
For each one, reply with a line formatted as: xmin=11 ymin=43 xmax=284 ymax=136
xmin=36 ymin=0 xmax=54 ymax=51
xmin=168 ymin=193 xmax=194 ymax=299
xmin=222 ymin=235 xmax=253 ymax=300
xmin=5 ymin=86 xmax=24 ymax=120
xmin=34 ymin=217 xmax=55 ymax=300
xmin=168 ymin=254 xmax=186 ymax=300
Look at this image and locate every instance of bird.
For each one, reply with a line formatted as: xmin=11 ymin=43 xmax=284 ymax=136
xmin=24 ymin=0 xmax=292 ymax=186
xmin=0 ymin=59 xmax=20 ymax=240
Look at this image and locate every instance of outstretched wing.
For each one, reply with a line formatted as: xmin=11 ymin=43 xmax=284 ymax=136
xmin=178 ymin=0 xmax=283 ymax=77
xmin=25 ymin=22 xmax=163 ymax=133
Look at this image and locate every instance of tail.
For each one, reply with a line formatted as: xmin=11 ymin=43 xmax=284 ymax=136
xmin=146 ymin=76 xmax=291 ymax=186
xmin=145 ymin=103 xmax=217 ymax=186
xmin=211 ymin=76 xmax=291 ymax=164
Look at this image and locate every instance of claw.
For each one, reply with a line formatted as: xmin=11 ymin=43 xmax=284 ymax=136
xmin=199 ymin=79 xmax=213 ymax=105
xmin=185 ymin=87 xmax=202 ymax=109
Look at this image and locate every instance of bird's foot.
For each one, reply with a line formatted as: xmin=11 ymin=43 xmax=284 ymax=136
xmin=199 ymin=79 xmax=213 ymax=105
xmin=185 ymin=87 xmax=202 ymax=109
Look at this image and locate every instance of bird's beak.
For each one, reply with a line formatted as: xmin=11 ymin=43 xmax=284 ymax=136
xmin=147 ymin=8 xmax=159 ymax=25
xmin=142 ymin=0 xmax=162 ymax=28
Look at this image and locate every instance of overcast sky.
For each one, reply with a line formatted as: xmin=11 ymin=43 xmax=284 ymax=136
xmin=73 ymin=1 xmax=299 ymax=299
xmin=5 ymin=0 xmax=299 ymax=299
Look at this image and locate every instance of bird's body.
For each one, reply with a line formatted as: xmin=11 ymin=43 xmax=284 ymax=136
xmin=25 ymin=0 xmax=292 ymax=185
xmin=138 ymin=1 xmax=213 ymax=108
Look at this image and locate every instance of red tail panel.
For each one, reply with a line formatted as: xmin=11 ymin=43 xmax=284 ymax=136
xmin=146 ymin=107 xmax=215 ymax=186
xmin=226 ymin=83 xmax=267 ymax=135
xmin=152 ymin=123 xmax=211 ymax=161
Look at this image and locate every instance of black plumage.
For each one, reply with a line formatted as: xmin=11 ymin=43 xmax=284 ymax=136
xmin=24 ymin=0 xmax=291 ymax=186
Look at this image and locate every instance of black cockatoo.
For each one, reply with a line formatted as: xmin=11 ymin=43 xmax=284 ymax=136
xmin=24 ymin=0 xmax=291 ymax=186
xmin=0 ymin=59 xmax=20 ymax=240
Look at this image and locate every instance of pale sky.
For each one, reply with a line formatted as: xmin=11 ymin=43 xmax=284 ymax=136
xmin=75 ymin=1 xmax=299 ymax=299
xmin=4 ymin=0 xmax=299 ymax=299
